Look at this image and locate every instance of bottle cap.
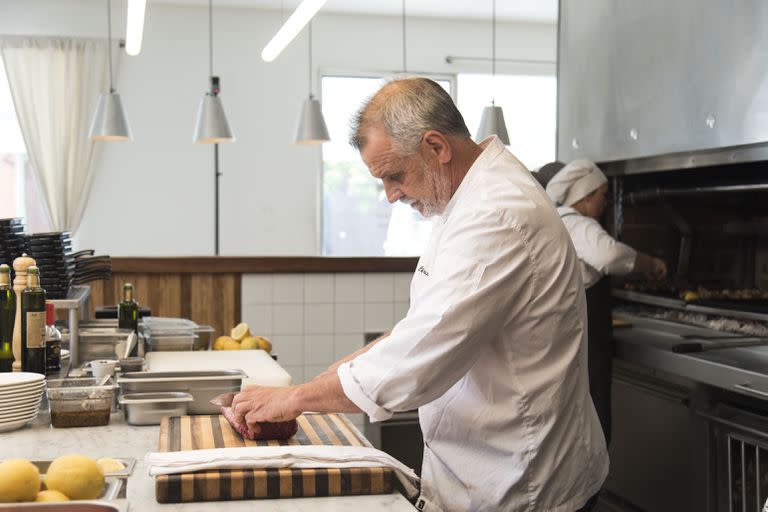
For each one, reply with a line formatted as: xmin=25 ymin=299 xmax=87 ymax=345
xmin=46 ymin=302 xmax=55 ymax=326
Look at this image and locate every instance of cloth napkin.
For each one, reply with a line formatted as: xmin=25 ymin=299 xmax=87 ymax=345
xmin=146 ymin=444 xmax=420 ymax=499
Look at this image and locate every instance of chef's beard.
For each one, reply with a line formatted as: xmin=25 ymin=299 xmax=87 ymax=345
xmin=400 ymin=162 xmax=450 ymax=218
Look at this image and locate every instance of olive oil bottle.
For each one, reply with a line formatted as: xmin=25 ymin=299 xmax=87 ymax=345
xmin=118 ymin=283 xmax=139 ymax=356
xmin=21 ymin=266 xmax=46 ymax=375
xmin=0 ymin=264 xmax=15 ymax=372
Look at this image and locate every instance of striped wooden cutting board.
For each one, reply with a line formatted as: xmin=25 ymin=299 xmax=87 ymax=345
xmin=155 ymin=413 xmax=395 ymax=503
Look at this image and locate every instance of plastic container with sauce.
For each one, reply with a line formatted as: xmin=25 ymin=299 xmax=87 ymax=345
xmin=46 ymin=377 xmax=114 ymax=428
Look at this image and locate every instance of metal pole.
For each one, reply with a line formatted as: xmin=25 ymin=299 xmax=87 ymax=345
xmin=215 ymin=144 xmax=220 ymax=255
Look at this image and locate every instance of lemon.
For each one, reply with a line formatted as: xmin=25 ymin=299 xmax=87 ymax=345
xmin=96 ymin=458 xmax=125 ymax=474
xmin=240 ymin=336 xmax=260 ymax=350
xmin=257 ymin=336 xmax=273 ymax=353
xmin=44 ymin=454 xmax=104 ymax=500
xmin=35 ymin=490 xmax=70 ymax=502
xmin=221 ymin=338 xmax=241 ymax=350
xmin=0 ymin=459 xmax=40 ymax=502
xmin=230 ymin=322 xmax=251 ymax=341
xmin=213 ymin=335 xmax=235 ymax=350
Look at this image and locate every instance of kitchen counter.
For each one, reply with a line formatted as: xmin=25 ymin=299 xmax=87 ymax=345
xmin=3 ymin=406 xmax=416 ymax=511
xmin=613 ymin=311 xmax=768 ymax=398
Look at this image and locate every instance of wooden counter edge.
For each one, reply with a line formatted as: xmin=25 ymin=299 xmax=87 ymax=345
xmin=112 ymin=257 xmax=419 ymax=274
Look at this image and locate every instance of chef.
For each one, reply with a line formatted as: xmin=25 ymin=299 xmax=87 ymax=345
xmin=232 ymin=78 xmax=608 ymax=511
xmin=546 ymin=159 xmax=668 ymax=446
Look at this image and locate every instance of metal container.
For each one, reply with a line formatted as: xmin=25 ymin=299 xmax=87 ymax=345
xmin=118 ymin=392 xmax=193 ymax=425
xmin=46 ymin=378 xmax=115 ymax=428
xmin=145 ymin=334 xmax=196 ymax=352
xmin=193 ymin=325 xmax=215 ymax=350
xmin=117 ymin=357 xmax=144 ymax=373
xmin=75 ymin=328 xmax=140 ymax=361
xmin=116 ymin=370 xmax=244 ymax=414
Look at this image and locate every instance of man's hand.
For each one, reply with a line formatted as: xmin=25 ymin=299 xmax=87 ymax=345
xmin=231 ymin=385 xmax=301 ymax=432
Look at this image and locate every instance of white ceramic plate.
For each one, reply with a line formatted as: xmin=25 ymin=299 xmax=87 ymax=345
xmin=0 ymin=372 xmax=45 ymax=388
xmin=0 ymin=391 xmax=43 ymax=404
xmin=0 ymin=415 xmax=36 ymax=432
xmin=0 ymin=398 xmax=42 ymax=412
xmin=0 ymin=409 xmax=38 ymax=423
xmin=0 ymin=383 xmax=45 ymax=398
xmin=61 ymin=349 xmax=70 ymax=360
xmin=0 ymin=395 xmax=42 ymax=408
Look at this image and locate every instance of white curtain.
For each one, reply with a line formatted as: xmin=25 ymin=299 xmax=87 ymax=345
xmin=0 ymin=37 xmax=109 ymax=233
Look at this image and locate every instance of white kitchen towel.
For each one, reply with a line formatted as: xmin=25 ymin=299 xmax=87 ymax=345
xmin=146 ymin=444 xmax=420 ymax=498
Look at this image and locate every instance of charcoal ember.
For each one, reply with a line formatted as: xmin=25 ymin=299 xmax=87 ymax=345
xmin=221 ymin=406 xmax=298 ymax=440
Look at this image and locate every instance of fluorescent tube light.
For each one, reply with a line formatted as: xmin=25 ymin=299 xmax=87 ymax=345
xmin=125 ymin=0 xmax=146 ymax=56
xmin=261 ymin=0 xmax=326 ymax=62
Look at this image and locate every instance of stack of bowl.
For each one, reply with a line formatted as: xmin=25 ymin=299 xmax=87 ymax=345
xmin=0 ymin=217 xmax=27 ymax=266
xmin=0 ymin=372 xmax=45 ymax=432
xmin=26 ymin=231 xmax=74 ymax=299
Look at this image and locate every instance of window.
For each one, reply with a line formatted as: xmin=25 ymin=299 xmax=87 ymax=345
xmin=457 ymin=73 xmax=557 ymax=171
xmin=321 ymin=75 xmax=451 ymax=257
xmin=0 ymin=59 xmax=48 ymax=231
xmin=320 ymin=72 xmax=557 ymax=257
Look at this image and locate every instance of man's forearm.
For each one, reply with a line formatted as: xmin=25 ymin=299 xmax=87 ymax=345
xmin=291 ymin=372 xmax=361 ymax=414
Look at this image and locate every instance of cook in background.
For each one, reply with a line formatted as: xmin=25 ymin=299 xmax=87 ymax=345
xmin=231 ymin=78 xmax=608 ymax=512
xmin=545 ymin=159 xmax=668 ymax=447
xmin=532 ymin=160 xmax=565 ymax=188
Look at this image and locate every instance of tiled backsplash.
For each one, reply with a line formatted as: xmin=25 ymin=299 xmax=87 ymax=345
xmin=241 ymin=272 xmax=412 ymax=386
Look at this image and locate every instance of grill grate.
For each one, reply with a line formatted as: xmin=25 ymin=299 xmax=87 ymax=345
xmin=727 ymin=433 xmax=768 ymax=512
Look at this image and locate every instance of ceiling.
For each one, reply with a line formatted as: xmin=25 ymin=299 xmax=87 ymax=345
xmin=153 ymin=0 xmax=559 ymax=23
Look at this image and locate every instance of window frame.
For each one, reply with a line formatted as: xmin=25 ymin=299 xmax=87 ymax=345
xmin=317 ymin=69 xmax=457 ymax=256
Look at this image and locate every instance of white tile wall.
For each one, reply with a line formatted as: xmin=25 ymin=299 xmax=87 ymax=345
xmin=364 ymin=273 xmax=394 ymax=302
xmin=394 ymin=273 xmax=412 ymax=301
xmin=304 ymin=304 xmax=334 ymax=334
xmin=241 ymin=272 xmax=409 ymax=384
xmin=304 ymin=334 xmax=335 ymax=366
xmin=272 ymin=304 xmax=304 ymax=335
xmin=304 ymin=274 xmax=334 ymax=303
xmin=273 ymin=274 xmax=304 ymax=304
xmin=335 ymin=274 xmax=364 ymax=302
xmin=271 ymin=334 xmax=304 ymax=366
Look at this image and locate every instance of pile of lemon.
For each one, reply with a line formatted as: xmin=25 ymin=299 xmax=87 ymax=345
xmin=213 ymin=322 xmax=272 ymax=352
xmin=0 ymin=454 xmax=124 ymax=503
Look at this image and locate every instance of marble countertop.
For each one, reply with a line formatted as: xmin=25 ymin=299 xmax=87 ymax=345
xmin=3 ymin=405 xmax=415 ymax=511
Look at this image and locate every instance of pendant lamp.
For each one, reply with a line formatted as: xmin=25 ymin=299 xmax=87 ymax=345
xmin=194 ymin=0 xmax=235 ymax=144
xmin=476 ymin=0 xmax=510 ymax=145
xmin=294 ymin=20 xmax=329 ymax=144
xmin=89 ymin=0 xmax=132 ymax=141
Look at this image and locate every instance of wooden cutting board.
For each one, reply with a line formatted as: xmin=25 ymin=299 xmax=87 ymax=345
xmin=155 ymin=413 xmax=395 ymax=503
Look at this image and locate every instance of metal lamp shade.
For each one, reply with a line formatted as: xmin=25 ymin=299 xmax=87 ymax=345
xmin=294 ymin=96 xmax=330 ymax=144
xmin=194 ymin=93 xmax=235 ymax=144
xmin=89 ymin=92 xmax=133 ymax=141
xmin=476 ymin=104 xmax=510 ymax=145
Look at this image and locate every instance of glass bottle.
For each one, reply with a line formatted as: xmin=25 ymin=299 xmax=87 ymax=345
xmin=21 ymin=266 xmax=46 ymax=375
xmin=0 ymin=264 xmax=15 ymax=372
xmin=118 ymin=283 xmax=139 ymax=357
xmin=45 ymin=302 xmax=61 ymax=375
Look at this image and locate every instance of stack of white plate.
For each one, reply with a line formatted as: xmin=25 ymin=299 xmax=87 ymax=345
xmin=0 ymin=372 xmax=45 ymax=432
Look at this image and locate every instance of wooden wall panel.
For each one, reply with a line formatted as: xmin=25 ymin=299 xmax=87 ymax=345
xmin=85 ymin=273 xmax=237 ymax=338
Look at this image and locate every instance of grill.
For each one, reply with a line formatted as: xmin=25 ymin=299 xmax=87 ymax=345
xmin=727 ymin=433 xmax=768 ymax=512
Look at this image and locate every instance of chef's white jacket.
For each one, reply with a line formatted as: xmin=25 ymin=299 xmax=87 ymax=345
xmin=338 ymin=137 xmax=609 ymax=511
xmin=557 ymin=206 xmax=637 ymax=289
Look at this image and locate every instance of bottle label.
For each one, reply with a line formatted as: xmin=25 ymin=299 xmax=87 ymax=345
xmin=26 ymin=311 xmax=46 ymax=349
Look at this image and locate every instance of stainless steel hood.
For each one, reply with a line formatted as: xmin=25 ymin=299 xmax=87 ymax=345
xmin=557 ymin=0 xmax=768 ymax=175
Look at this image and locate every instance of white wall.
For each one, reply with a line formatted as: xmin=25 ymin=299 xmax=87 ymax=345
xmin=0 ymin=1 xmax=556 ymax=256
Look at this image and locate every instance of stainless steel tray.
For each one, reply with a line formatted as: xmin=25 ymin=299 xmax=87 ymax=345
xmin=116 ymin=370 xmax=245 ymax=414
xmin=0 ymin=458 xmax=134 ymax=511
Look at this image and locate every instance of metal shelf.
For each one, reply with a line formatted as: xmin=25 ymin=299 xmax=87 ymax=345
xmin=49 ymin=285 xmax=90 ymax=366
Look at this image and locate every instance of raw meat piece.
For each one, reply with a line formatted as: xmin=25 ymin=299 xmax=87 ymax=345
xmin=221 ymin=406 xmax=298 ymax=440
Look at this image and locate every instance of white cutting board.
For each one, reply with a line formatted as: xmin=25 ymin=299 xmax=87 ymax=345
xmin=144 ymin=350 xmax=292 ymax=387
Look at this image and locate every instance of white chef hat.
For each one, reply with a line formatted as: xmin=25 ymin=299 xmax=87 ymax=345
xmin=545 ymin=159 xmax=607 ymax=206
